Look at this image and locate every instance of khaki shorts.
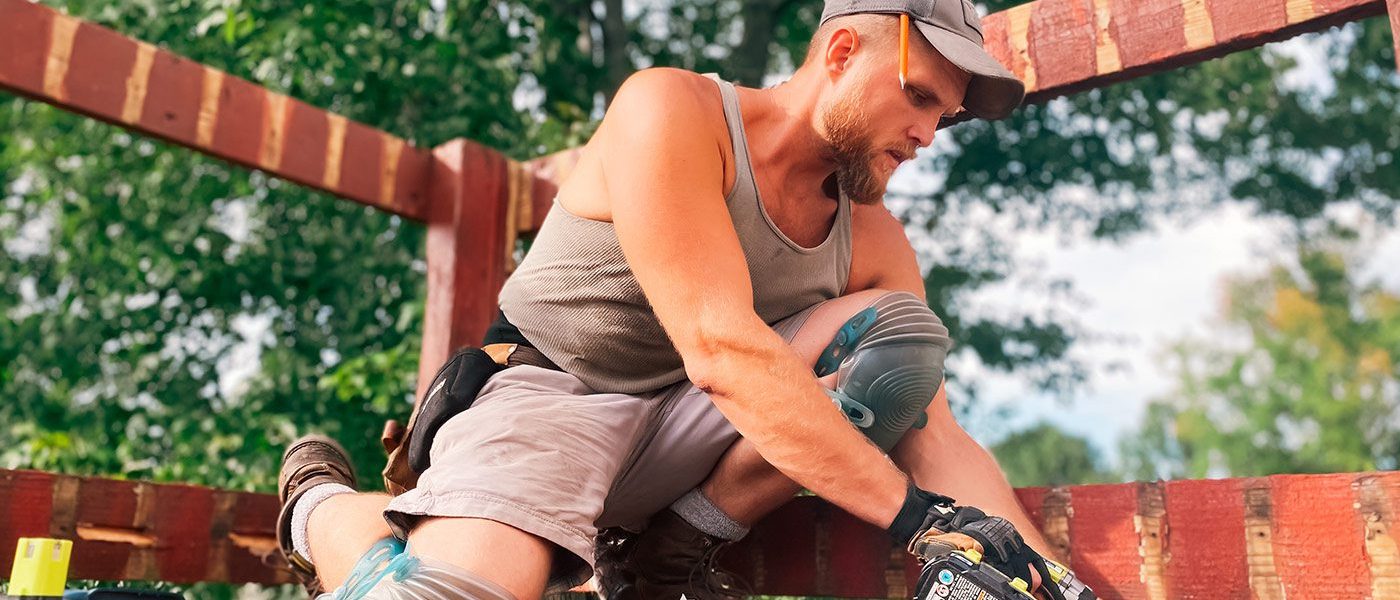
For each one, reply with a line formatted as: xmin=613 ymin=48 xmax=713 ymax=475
xmin=384 ymin=305 xmax=820 ymax=590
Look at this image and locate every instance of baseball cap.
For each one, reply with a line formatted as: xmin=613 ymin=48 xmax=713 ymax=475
xmin=819 ymin=0 xmax=1026 ymax=120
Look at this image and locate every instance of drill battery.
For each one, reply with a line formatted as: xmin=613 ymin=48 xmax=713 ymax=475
xmin=914 ymin=549 xmax=1035 ymax=600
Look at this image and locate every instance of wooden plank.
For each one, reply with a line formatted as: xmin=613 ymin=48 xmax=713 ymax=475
xmin=1389 ymin=0 xmax=1400 ymax=72
xmin=0 ymin=0 xmax=428 ymax=221
xmin=1271 ymin=473 xmax=1372 ymax=598
xmin=1355 ymin=472 xmax=1400 ymax=598
xmin=1242 ymin=482 xmax=1285 ymax=599
xmin=0 ymin=470 xmax=284 ymax=585
xmin=138 ymin=49 xmax=203 ymax=146
xmin=1004 ymin=0 xmax=1387 ymax=104
xmin=1067 ymin=483 xmax=1146 ymax=598
xmin=416 ymin=139 xmax=513 ymax=399
xmin=3 ymin=470 xmax=1399 ymax=594
xmin=1162 ymin=478 xmax=1250 ymax=598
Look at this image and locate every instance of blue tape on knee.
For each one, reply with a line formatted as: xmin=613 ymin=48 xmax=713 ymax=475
xmin=815 ymin=307 xmax=877 ymax=377
xmin=334 ymin=538 xmax=411 ymax=599
xmin=328 ymin=538 xmax=517 ymax=600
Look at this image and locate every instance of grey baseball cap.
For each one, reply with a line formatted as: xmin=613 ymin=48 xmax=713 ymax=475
xmin=820 ymin=0 xmax=1026 ymax=119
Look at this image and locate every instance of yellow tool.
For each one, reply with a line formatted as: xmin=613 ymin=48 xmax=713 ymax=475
xmin=8 ymin=538 xmax=72 ymax=598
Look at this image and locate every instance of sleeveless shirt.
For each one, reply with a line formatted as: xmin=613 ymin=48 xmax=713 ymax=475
xmin=497 ymin=73 xmax=853 ymax=393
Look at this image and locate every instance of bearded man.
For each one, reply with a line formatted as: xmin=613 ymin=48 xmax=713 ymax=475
xmin=272 ymin=1 xmax=1096 ymax=598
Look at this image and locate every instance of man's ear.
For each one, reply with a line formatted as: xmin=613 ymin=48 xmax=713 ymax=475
xmin=824 ymin=26 xmax=861 ymax=76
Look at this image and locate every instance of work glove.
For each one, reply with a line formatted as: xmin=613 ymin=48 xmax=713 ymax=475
xmin=889 ymin=484 xmax=1096 ymax=600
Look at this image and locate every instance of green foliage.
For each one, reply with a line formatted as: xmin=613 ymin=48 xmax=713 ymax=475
xmin=0 ymin=0 xmax=598 ymax=491
xmin=1124 ymin=235 xmax=1400 ymax=479
xmin=991 ymin=423 xmax=1115 ymax=487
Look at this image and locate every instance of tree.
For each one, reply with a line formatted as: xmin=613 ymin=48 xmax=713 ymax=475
xmin=0 ymin=0 xmax=602 ymax=490
xmin=991 ymin=423 xmax=1115 ymax=487
xmin=1124 ymin=235 xmax=1400 ymax=480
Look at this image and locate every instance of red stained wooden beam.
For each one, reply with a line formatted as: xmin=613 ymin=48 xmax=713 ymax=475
xmin=1389 ymin=0 xmax=1400 ymax=72
xmin=980 ymin=0 xmax=1388 ymax=106
xmin=0 ymin=0 xmax=429 ymax=221
xmin=2 ymin=469 xmax=1397 ymax=595
xmin=416 ymin=139 xmax=515 ymax=400
xmin=0 ymin=470 xmax=284 ymax=585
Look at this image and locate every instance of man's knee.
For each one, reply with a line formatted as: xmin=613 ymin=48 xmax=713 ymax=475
xmin=326 ymin=537 xmax=520 ymax=600
xmin=817 ymin=290 xmax=952 ymax=450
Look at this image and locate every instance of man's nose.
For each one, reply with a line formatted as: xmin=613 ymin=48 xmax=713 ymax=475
xmin=910 ymin=120 xmax=936 ymax=148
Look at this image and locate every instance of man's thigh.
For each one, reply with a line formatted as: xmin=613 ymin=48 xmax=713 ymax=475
xmin=597 ymin=290 xmax=893 ymax=528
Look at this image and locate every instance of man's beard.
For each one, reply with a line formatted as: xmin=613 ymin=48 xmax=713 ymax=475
xmin=819 ymin=90 xmax=886 ymax=206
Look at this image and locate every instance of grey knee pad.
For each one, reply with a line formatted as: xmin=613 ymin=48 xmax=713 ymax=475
xmin=815 ymin=291 xmax=952 ymax=450
xmin=327 ymin=538 xmax=517 ymax=600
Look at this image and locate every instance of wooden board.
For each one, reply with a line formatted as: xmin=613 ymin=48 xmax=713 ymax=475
xmin=1389 ymin=0 xmax=1400 ymax=73
xmin=416 ymin=140 xmax=515 ymax=399
xmin=3 ymin=469 xmax=1396 ymax=596
xmin=981 ymin=0 xmax=1388 ymax=105
xmin=0 ymin=0 xmax=429 ymax=221
xmin=0 ymin=470 xmax=285 ymax=585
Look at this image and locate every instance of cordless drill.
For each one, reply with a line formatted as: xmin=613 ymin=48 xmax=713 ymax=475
xmin=913 ymin=549 xmax=1095 ymax=600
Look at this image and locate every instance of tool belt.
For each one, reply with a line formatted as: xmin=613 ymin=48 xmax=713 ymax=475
xmin=380 ymin=311 xmax=557 ymax=495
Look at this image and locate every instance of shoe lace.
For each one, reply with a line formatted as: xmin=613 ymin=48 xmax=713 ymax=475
xmin=687 ymin=541 xmax=751 ymax=598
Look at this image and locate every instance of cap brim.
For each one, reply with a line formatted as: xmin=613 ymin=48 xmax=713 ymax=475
xmin=913 ymin=21 xmax=1025 ymax=120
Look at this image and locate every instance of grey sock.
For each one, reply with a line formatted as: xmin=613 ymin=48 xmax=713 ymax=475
xmin=290 ymin=482 xmax=355 ymax=563
xmin=669 ymin=489 xmax=750 ymax=541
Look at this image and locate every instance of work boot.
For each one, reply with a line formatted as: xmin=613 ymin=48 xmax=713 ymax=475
xmin=275 ymin=434 xmax=358 ymax=597
xmin=594 ymin=527 xmax=641 ymax=599
xmin=596 ymin=509 xmax=748 ymax=600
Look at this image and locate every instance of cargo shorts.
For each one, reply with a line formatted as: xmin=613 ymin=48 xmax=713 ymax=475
xmin=383 ymin=304 xmax=820 ymax=590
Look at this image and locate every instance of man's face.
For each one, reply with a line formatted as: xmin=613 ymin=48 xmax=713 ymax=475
xmin=817 ymin=30 xmax=971 ymax=205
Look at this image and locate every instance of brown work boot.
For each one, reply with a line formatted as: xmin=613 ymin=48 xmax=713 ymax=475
xmin=596 ymin=510 xmax=748 ymax=600
xmin=275 ymin=434 xmax=358 ymax=597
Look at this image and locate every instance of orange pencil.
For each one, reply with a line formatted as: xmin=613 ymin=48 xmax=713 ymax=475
xmin=899 ymin=14 xmax=909 ymax=89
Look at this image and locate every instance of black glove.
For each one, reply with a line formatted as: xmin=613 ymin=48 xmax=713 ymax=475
xmin=889 ymin=483 xmax=1069 ymax=600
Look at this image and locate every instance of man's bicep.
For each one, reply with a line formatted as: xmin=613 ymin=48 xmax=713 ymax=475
xmin=601 ymin=71 xmax=759 ymax=358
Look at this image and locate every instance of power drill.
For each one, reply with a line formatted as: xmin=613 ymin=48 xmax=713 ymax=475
xmin=913 ymin=549 xmax=1095 ymax=600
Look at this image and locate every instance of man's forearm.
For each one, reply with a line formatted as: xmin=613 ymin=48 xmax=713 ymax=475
xmin=689 ymin=325 xmax=908 ymax=528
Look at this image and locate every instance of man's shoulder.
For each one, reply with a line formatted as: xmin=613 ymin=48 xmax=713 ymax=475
xmin=615 ymin=67 xmax=719 ymax=103
xmin=607 ymin=68 xmax=724 ymax=129
xmin=593 ymin=68 xmax=731 ymax=183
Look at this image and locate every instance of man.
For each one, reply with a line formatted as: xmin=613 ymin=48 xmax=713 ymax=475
xmin=273 ymin=0 xmax=1095 ymax=598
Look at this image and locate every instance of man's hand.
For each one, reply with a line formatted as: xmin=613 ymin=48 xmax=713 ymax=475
xmin=894 ymin=485 xmax=1094 ymax=600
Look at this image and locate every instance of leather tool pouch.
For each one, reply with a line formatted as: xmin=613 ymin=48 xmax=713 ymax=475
xmin=381 ymin=344 xmax=514 ymax=495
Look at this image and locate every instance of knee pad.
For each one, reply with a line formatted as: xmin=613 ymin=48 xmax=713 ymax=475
xmin=328 ymin=537 xmax=517 ymax=600
xmin=815 ymin=291 xmax=952 ymax=451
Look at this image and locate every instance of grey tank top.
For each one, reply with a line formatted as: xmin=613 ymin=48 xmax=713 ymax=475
xmin=498 ymin=73 xmax=853 ymax=393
